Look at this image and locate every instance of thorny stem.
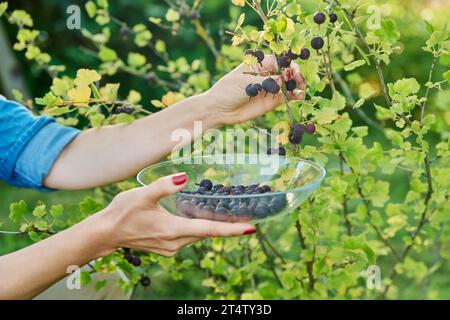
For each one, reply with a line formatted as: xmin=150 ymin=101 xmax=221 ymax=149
xmin=256 ymin=229 xmax=284 ymax=288
xmin=259 ymin=230 xmax=286 ymax=264
xmin=323 ymin=35 xmax=336 ymax=93
xmin=295 ymin=216 xmax=316 ymax=291
xmin=339 ymin=152 xmax=352 ymax=236
xmin=252 ymin=0 xmax=295 ymax=125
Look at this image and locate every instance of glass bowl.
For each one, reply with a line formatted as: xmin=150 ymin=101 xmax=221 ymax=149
xmin=137 ymin=154 xmax=326 ymax=223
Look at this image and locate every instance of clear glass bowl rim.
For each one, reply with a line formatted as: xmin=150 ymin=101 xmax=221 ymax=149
xmin=136 ymin=154 xmax=326 ymax=199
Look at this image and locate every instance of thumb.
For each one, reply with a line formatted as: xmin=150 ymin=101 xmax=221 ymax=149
xmin=141 ymin=172 xmax=188 ymax=203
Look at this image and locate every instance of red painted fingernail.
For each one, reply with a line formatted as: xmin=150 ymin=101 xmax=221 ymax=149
xmin=243 ymin=228 xmax=257 ymax=235
xmin=172 ymin=173 xmax=187 ymax=186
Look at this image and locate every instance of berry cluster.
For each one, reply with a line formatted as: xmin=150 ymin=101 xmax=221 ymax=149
xmin=115 ymin=106 xmax=134 ymax=114
xmin=122 ymin=248 xmax=151 ymax=287
xmin=289 ymin=123 xmax=316 ymax=145
xmin=267 ymin=146 xmax=286 ymax=156
xmin=176 ymin=179 xmax=287 ymax=221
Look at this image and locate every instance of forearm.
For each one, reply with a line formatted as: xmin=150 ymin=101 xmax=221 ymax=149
xmin=44 ymin=91 xmax=221 ymax=189
xmin=0 ymin=212 xmax=111 ymax=299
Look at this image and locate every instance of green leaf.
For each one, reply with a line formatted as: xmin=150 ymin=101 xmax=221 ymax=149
xmin=34 ymin=220 xmax=49 ymax=231
xmin=28 ymin=231 xmax=41 ymax=242
xmin=331 ymin=91 xmax=346 ymax=110
xmin=9 ymin=200 xmax=28 ymax=223
xmin=443 ymin=70 xmax=450 ymax=85
xmin=0 ymin=2 xmax=8 ymax=17
xmin=79 ymin=197 xmax=103 ymax=215
xmin=50 ymin=204 xmax=64 ymax=218
xmin=353 ymin=98 xmax=365 ymax=109
xmin=85 ymin=1 xmax=97 ymax=18
xmin=424 ymin=21 xmax=434 ymax=34
xmin=80 ymin=271 xmax=91 ymax=285
xmin=98 ymin=46 xmax=117 ymax=62
xmin=95 ymin=280 xmax=107 ymax=291
xmin=165 ymin=8 xmax=180 ymax=22
xmin=50 ymin=77 xmax=72 ymax=96
xmin=32 ymin=204 xmax=47 ymax=218
xmin=391 ymin=78 xmax=420 ymax=96
xmin=344 ymin=59 xmax=366 ymax=71
xmin=8 ymin=10 xmax=33 ymax=27
xmin=74 ymin=69 xmax=101 ymax=87
xmin=89 ymin=113 xmax=105 ymax=127
xmin=127 ymin=52 xmax=147 ymax=67
xmin=422 ymin=114 xmax=435 ymax=127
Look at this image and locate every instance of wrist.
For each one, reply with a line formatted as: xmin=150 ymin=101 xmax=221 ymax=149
xmin=78 ymin=208 xmax=117 ymax=259
xmin=192 ymin=91 xmax=224 ymax=129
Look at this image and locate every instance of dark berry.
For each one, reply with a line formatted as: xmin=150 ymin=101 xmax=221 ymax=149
xmin=245 ymin=83 xmax=259 ymax=97
xmin=178 ymin=10 xmax=186 ymax=20
xmin=299 ymin=48 xmax=311 ymax=60
xmin=140 ymin=276 xmax=151 ymax=287
xmin=238 ymin=205 xmax=250 ymax=215
xmin=285 ymin=79 xmax=297 ymax=92
xmin=215 ymin=207 xmax=228 ymax=214
xmin=329 ymin=13 xmax=338 ymax=24
xmin=262 ymin=78 xmax=280 ymax=94
xmin=245 ymin=49 xmax=255 ymax=56
xmin=203 ymin=205 xmax=215 ymax=212
xmin=277 ymin=55 xmax=291 ymax=69
xmin=130 ymin=256 xmax=141 ymax=267
xmin=314 ymin=12 xmax=326 ymax=25
xmin=197 ymin=186 xmax=207 ymax=194
xmin=305 ymin=123 xmax=316 ymax=134
xmin=189 ymin=11 xmax=199 ymax=20
xmin=124 ymin=253 xmax=133 ymax=263
xmin=145 ymin=73 xmax=156 ymax=84
xmin=292 ymin=123 xmax=305 ymax=135
xmin=120 ymin=26 xmax=130 ymax=39
xmin=254 ymin=50 xmax=265 ymax=63
xmin=311 ymin=37 xmax=324 ymax=50
xmin=252 ymin=83 xmax=263 ymax=92
xmin=261 ymin=185 xmax=271 ymax=193
xmin=289 ymin=124 xmax=305 ymax=144
xmin=115 ymin=106 xmax=134 ymax=114
xmin=255 ymin=205 xmax=269 ymax=217
xmin=199 ymin=179 xmax=213 ymax=190
xmin=286 ymin=49 xmax=299 ymax=60
xmin=278 ymin=147 xmax=286 ymax=156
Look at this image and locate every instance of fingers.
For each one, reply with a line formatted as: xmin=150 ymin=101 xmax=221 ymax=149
xmin=178 ymin=219 xmax=256 ymax=238
xmin=140 ymin=172 xmax=188 ymax=203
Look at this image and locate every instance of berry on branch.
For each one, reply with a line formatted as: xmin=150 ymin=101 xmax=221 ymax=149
xmin=314 ymin=12 xmax=326 ymax=25
xmin=311 ymin=37 xmax=325 ymax=51
xmin=262 ymin=78 xmax=280 ymax=95
xmin=245 ymin=83 xmax=259 ymax=97
xmin=285 ymin=79 xmax=296 ymax=92
xmin=299 ymin=48 xmax=310 ymax=60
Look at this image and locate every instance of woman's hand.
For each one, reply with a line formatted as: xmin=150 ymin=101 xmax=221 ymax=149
xmin=206 ymin=55 xmax=306 ymax=125
xmin=98 ymin=173 xmax=256 ymax=257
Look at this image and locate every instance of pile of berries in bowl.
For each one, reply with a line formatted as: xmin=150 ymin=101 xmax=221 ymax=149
xmin=137 ymin=154 xmax=326 ymax=223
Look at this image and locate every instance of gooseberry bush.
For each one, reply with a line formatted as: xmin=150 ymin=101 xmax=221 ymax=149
xmin=1 ymin=0 xmax=449 ymax=299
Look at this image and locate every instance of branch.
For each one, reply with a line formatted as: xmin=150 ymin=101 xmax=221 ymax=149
xmin=339 ymin=152 xmax=352 ymax=236
xmin=256 ymin=229 xmax=284 ymax=288
xmin=295 ymin=217 xmax=315 ymax=291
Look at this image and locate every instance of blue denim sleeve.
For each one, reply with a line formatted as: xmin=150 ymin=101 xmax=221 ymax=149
xmin=0 ymin=96 xmax=80 ymax=191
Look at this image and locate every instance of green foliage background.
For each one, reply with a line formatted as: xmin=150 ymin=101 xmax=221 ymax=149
xmin=0 ymin=0 xmax=449 ymax=299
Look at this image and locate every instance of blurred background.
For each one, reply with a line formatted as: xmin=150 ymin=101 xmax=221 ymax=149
xmin=0 ymin=0 xmax=449 ymax=299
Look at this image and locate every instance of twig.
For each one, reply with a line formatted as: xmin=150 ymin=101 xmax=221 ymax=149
xmin=295 ymin=217 xmax=315 ymax=291
xmin=339 ymin=153 xmax=352 ymax=236
xmin=256 ymin=229 xmax=284 ymax=288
